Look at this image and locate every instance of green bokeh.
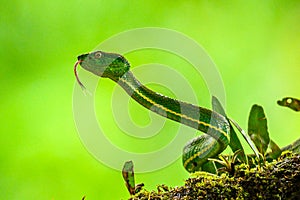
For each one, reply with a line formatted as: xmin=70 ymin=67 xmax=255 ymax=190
xmin=1 ymin=1 xmax=300 ymax=199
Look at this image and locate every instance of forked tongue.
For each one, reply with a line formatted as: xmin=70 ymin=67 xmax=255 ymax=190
xmin=74 ymin=60 xmax=91 ymax=95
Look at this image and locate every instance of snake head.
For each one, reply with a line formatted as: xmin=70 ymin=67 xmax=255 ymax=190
xmin=77 ymin=51 xmax=130 ymax=81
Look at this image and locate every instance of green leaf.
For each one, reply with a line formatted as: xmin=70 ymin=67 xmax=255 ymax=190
xmin=277 ymin=97 xmax=300 ymax=112
xmin=267 ymin=139 xmax=282 ymax=159
xmin=229 ymin=118 xmax=260 ymax=159
xmin=122 ymin=160 xmax=135 ymax=195
xmin=211 ymin=96 xmax=227 ymax=116
xmin=211 ymin=96 xmax=247 ymax=163
xmin=248 ymin=105 xmax=270 ymax=156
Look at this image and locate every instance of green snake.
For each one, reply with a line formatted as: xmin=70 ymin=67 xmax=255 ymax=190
xmin=74 ymin=51 xmax=233 ymax=173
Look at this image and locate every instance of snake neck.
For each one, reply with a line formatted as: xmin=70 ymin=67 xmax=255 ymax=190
xmin=113 ymin=71 xmax=229 ymax=144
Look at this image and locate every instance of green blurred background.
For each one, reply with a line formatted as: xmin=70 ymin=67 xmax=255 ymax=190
xmin=1 ymin=0 xmax=300 ymax=199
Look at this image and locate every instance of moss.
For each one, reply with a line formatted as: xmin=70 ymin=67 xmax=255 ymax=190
xmin=130 ymin=153 xmax=300 ymax=200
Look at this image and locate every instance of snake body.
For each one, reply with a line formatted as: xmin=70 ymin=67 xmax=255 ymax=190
xmin=75 ymin=51 xmax=230 ymax=172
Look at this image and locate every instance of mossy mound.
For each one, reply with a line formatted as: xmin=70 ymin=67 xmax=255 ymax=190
xmin=130 ymin=153 xmax=300 ymax=200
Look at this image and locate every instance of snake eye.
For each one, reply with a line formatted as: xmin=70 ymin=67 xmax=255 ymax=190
xmin=94 ymin=51 xmax=102 ymax=59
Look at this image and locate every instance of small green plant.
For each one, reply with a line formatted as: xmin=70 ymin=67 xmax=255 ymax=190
xmin=211 ymin=96 xmax=300 ymax=173
xmin=209 ymin=149 xmax=242 ymax=175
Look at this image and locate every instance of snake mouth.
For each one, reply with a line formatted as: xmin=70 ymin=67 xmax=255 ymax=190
xmin=74 ymin=60 xmax=86 ymax=90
